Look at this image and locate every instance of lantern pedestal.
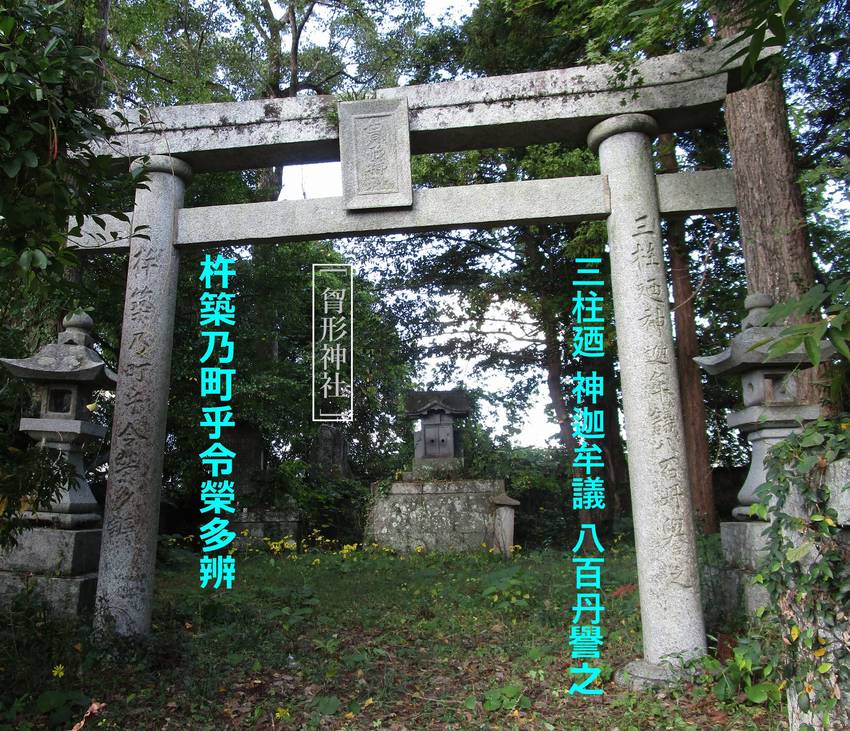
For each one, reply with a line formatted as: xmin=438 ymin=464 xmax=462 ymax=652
xmin=0 ymin=527 xmax=101 ymax=616
xmin=0 ymin=416 xmax=105 ymax=615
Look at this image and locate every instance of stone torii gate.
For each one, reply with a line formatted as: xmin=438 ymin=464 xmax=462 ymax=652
xmin=72 ymin=41 xmax=752 ymax=681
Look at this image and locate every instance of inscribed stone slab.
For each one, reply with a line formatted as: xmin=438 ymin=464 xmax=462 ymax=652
xmin=339 ymin=98 xmax=412 ymax=210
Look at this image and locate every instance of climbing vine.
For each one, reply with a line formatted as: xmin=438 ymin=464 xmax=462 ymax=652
xmin=751 ymin=416 xmax=850 ymax=729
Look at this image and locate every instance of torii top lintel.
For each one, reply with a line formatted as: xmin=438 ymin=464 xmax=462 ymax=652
xmin=98 ymin=39 xmax=761 ymax=174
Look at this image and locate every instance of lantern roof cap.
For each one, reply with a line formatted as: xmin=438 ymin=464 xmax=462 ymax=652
xmin=0 ymin=312 xmax=116 ymax=388
xmin=695 ymin=293 xmax=833 ymax=376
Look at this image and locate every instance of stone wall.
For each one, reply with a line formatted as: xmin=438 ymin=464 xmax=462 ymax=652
xmin=366 ymin=479 xmax=505 ymax=553
xmin=230 ymin=507 xmax=299 ymax=546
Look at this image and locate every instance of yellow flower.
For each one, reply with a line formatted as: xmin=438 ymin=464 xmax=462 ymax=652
xmin=274 ymin=706 xmax=290 ymax=720
xmin=312 ymin=558 xmax=321 ymax=566
xmin=52 ymin=664 xmax=65 ymax=678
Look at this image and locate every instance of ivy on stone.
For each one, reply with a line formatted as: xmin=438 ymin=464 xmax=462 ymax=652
xmin=753 ymin=416 xmax=850 ymax=729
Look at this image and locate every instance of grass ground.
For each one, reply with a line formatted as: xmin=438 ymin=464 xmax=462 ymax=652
xmin=1 ymin=538 xmax=784 ymax=730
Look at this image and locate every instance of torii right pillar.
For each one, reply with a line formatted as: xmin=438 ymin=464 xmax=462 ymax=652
xmin=588 ymin=114 xmax=707 ymax=688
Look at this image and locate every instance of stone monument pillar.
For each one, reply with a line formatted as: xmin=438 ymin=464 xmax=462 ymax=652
xmin=492 ymin=492 xmax=520 ymax=558
xmin=0 ymin=312 xmax=115 ymax=614
xmin=587 ymin=114 xmax=706 ymax=685
xmin=95 ymin=155 xmax=192 ymax=637
xmin=696 ymin=294 xmax=823 ymax=614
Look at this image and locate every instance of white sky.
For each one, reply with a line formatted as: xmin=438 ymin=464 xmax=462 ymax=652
xmin=280 ymin=0 xmax=559 ymax=448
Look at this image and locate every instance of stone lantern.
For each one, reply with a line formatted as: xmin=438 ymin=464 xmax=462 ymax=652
xmin=0 ymin=311 xmax=115 ymax=614
xmin=696 ymin=294 xmax=823 ymax=518
xmin=695 ymin=293 xmax=828 ymax=614
xmin=405 ymin=390 xmax=471 ymax=477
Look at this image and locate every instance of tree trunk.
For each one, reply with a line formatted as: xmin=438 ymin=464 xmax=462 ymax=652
xmin=718 ymin=7 xmax=820 ymax=405
xmin=93 ymin=0 xmax=111 ymax=99
xmin=63 ymin=0 xmax=111 ymax=314
xmin=598 ymin=350 xmax=629 ymax=528
xmin=658 ymin=133 xmax=717 ymax=533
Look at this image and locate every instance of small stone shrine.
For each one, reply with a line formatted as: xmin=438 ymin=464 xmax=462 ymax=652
xmin=696 ymin=294 xmax=826 ymax=614
xmin=0 ymin=312 xmax=115 ymax=615
xmin=367 ymin=390 xmax=519 ymax=554
xmin=406 ymin=390 xmax=469 ymax=477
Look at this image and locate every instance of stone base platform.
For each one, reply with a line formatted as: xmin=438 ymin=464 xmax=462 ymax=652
xmin=230 ymin=507 xmax=299 ymax=545
xmin=1 ymin=527 xmax=101 ymax=574
xmin=367 ymin=479 xmax=505 ymax=553
xmin=615 ymin=659 xmax=685 ymax=690
xmin=718 ymin=520 xmax=770 ymax=616
xmin=0 ymin=525 xmax=101 ymax=615
xmin=0 ymin=571 xmax=97 ymax=616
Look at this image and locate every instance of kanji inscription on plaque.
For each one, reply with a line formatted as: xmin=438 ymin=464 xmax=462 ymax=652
xmin=339 ymin=98 xmax=412 ymax=210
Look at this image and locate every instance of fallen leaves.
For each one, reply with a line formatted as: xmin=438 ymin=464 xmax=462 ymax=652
xmin=69 ymin=701 xmax=106 ymax=731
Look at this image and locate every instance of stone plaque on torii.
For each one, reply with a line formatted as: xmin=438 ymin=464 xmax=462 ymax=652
xmin=69 ymin=37 xmax=765 ymax=684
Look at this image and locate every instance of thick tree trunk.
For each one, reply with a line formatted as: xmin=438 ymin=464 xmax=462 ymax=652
xmin=658 ymin=133 xmax=717 ymax=533
xmin=93 ymin=0 xmax=111 ymax=99
xmin=669 ymin=231 xmax=717 ymax=532
xmin=598 ymin=350 xmax=629 ymax=527
xmin=718 ymin=8 xmax=819 ymax=405
xmin=724 ymin=74 xmax=815 ymax=302
xmin=63 ymin=0 xmax=111 ymax=314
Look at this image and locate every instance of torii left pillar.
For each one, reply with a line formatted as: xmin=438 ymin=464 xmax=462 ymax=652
xmin=95 ymin=155 xmax=192 ymax=637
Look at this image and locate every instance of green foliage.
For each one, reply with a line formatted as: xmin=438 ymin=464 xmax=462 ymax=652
xmin=761 ymin=277 xmax=850 ymax=408
xmin=0 ymin=444 xmax=73 ymax=549
xmin=0 ymin=543 xmax=786 ymax=728
xmin=479 ymin=682 xmax=532 ymax=712
xmin=505 ymin=0 xmax=708 ymax=74
xmin=629 ymin=0 xmax=794 ymax=80
xmin=751 ymin=416 xmax=850 ymax=727
xmin=481 ymin=564 xmax=535 ymax=613
xmin=698 ymin=635 xmax=781 ymax=705
xmin=310 ymin=694 xmax=341 ymax=716
xmin=0 ymin=0 xmax=135 ymax=279
xmin=269 ymin=584 xmax=320 ymax=632
xmin=0 ymin=1 xmax=139 ymax=545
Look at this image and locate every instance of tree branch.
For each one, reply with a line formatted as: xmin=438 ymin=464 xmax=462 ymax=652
xmin=230 ymin=0 xmax=270 ymax=43
xmin=108 ymin=56 xmax=174 ymax=84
